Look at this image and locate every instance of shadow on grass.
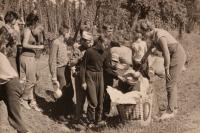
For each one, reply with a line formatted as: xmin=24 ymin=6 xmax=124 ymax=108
xmin=34 ymin=85 xmax=75 ymax=122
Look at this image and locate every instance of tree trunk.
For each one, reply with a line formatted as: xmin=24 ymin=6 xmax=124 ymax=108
xmin=131 ymin=10 xmax=140 ymax=31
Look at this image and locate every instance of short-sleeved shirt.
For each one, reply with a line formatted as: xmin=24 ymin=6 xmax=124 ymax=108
xmin=152 ymin=28 xmax=178 ymax=54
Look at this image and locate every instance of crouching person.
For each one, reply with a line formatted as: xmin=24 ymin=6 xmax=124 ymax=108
xmin=0 ymin=52 xmax=30 ymax=133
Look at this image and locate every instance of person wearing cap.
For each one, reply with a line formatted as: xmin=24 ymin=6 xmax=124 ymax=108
xmin=70 ymin=31 xmax=94 ymax=128
xmin=136 ymin=19 xmax=186 ymax=120
xmin=49 ymin=24 xmax=72 ymax=121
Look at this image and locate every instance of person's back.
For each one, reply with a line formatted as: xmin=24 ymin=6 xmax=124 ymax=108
xmin=111 ymin=45 xmax=132 ymax=65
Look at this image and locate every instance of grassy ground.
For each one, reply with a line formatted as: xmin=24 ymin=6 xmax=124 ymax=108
xmin=0 ymin=32 xmax=200 ymax=133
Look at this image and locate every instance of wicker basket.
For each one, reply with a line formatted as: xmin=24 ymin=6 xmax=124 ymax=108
xmin=116 ymin=92 xmax=153 ymax=126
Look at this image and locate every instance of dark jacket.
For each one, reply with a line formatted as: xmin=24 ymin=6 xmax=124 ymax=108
xmin=80 ymin=39 xmax=118 ymax=84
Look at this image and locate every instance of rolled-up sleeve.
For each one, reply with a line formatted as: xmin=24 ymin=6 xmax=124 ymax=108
xmin=49 ymin=42 xmax=58 ymax=80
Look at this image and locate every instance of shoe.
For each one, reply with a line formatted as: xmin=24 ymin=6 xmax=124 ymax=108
xmin=72 ymin=121 xmax=86 ymax=131
xmin=57 ymin=116 xmax=69 ymax=124
xmin=88 ymin=123 xmax=95 ymax=129
xmin=160 ymin=112 xmax=175 ymax=120
xmin=17 ymin=130 xmax=31 ymax=133
xmin=29 ymin=101 xmax=42 ymax=112
xmin=96 ymin=120 xmax=107 ymax=127
xmin=20 ymin=99 xmax=31 ymax=110
xmin=87 ymin=121 xmax=95 ymax=129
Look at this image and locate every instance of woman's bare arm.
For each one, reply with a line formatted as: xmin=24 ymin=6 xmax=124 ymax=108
xmin=22 ymin=28 xmax=44 ymax=49
xmin=158 ymin=37 xmax=170 ymax=69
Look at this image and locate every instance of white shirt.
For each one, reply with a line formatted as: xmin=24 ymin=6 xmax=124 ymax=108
xmin=0 ymin=52 xmax=18 ymax=84
xmin=132 ymin=39 xmax=147 ymax=62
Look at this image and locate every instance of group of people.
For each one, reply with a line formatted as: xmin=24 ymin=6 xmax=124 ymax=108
xmin=0 ymin=10 xmax=186 ymax=133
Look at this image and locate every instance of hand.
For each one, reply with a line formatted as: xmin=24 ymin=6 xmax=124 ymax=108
xmin=37 ymin=45 xmax=44 ymax=49
xmin=52 ymin=78 xmax=58 ymax=86
xmin=52 ymin=79 xmax=60 ymax=90
xmin=52 ymin=77 xmax=57 ymax=82
xmin=69 ymin=59 xmax=79 ymax=67
xmin=165 ymin=68 xmax=171 ymax=82
xmin=81 ymin=83 xmax=87 ymax=90
xmin=118 ymin=75 xmax=126 ymax=82
xmin=116 ymin=64 xmax=125 ymax=70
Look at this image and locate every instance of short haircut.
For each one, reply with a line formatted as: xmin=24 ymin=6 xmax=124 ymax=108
xmin=135 ymin=19 xmax=154 ymax=33
xmin=58 ymin=23 xmax=69 ymax=35
xmin=4 ymin=11 xmax=18 ymax=24
xmin=102 ymin=24 xmax=113 ymax=31
xmin=26 ymin=13 xmax=39 ymax=27
xmin=135 ymin=33 xmax=142 ymax=39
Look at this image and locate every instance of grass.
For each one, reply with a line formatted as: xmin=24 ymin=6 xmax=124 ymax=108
xmin=0 ymin=31 xmax=200 ymax=133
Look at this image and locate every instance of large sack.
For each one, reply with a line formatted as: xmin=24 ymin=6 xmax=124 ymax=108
xmin=0 ymin=52 xmax=18 ymax=84
xmin=111 ymin=46 xmax=132 ymax=65
xmin=148 ymin=55 xmax=165 ymax=77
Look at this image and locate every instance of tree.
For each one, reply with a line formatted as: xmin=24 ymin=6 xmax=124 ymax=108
xmin=121 ymin=0 xmax=187 ymax=34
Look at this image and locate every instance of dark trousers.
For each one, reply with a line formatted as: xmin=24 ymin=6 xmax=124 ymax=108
xmin=86 ymin=70 xmax=104 ymax=122
xmin=53 ymin=65 xmax=74 ymax=117
xmin=103 ymin=73 xmax=113 ymax=115
xmin=0 ymin=78 xmax=28 ymax=133
xmin=74 ymin=74 xmax=86 ymax=121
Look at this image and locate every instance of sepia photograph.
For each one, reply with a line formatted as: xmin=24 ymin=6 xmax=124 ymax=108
xmin=0 ymin=0 xmax=199 ymax=133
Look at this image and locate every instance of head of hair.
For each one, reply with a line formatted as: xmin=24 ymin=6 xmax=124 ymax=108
xmin=26 ymin=13 xmax=39 ymax=27
xmin=135 ymin=19 xmax=154 ymax=34
xmin=135 ymin=33 xmax=142 ymax=39
xmin=58 ymin=23 xmax=69 ymax=35
xmin=102 ymin=23 xmax=113 ymax=31
xmin=4 ymin=11 xmax=18 ymax=24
